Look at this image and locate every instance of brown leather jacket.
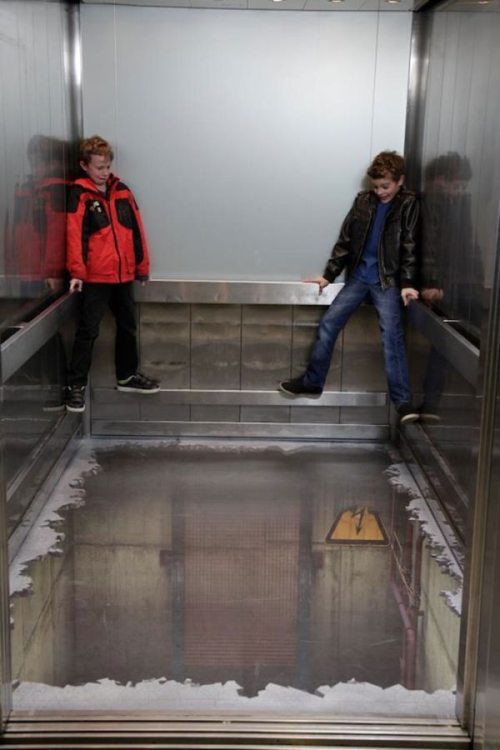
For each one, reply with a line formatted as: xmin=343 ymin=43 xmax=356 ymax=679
xmin=323 ymin=188 xmax=420 ymax=289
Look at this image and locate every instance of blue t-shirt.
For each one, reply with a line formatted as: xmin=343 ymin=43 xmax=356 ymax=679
xmin=353 ymin=200 xmax=393 ymax=284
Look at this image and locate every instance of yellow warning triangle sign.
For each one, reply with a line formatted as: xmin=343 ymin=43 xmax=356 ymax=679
xmin=326 ymin=506 xmax=388 ymax=545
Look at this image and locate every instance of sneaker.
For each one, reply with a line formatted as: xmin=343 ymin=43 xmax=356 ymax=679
xmin=397 ymin=403 xmax=420 ymax=425
xmin=278 ymin=376 xmax=323 ymax=397
xmin=419 ymin=404 xmax=442 ymax=424
xmin=65 ymin=385 xmax=86 ymax=413
xmin=116 ymin=372 xmax=160 ymax=394
xmin=43 ymin=399 xmax=66 ymax=413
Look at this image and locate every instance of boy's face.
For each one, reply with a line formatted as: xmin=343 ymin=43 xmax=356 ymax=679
xmin=370 ymin=173 xmax=404 ymax=204
xmin=81 ymin=153 xmax=111 ymax=190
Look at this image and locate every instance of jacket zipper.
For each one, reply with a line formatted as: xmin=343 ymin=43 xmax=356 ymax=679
xmin=107 ymin=183 xmax=122 ymax=282
xmin=89 ymin=180 xmax=122 ymax=282
xmin=353 ymin=207 xmax=374 ymax=274
xmin=377 ymin=201 xmax=395 ymax=289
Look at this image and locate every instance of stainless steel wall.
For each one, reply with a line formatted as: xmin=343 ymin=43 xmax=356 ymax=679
xmin=76 ymin=2 xmax=414 ymax=438
xmin=472 ymin=239 xmax=500 ymax=750
xmin=404 ymin=2 xmax=500 ymax=534
xmin=80 ymin=4 xmax=412 ymax=281
xmin=0 ymin=0 xmax=80 ymax=305
xmin=0 ymin=1 xmax=81 ymax=720
xmin=404 ymin=1 xmax=500 ymax=744
xmin=90 ymin=283 xmax=390 ymax=440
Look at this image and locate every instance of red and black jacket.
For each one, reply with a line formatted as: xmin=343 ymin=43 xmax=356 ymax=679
xmin=66 ymin=174 xmax=150 ymax=283
xmin=7 ymin=175 xmax=68 ymax=280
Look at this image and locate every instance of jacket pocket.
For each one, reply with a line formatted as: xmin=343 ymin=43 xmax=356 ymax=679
xmin=85 ymin=200 xmax=110 ymax=233
xmin=115 ymin=198 xmax=134 ymax=229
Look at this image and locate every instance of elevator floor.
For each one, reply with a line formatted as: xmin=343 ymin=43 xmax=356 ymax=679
xmin=9 ymin=438 xmax=462 ymax=719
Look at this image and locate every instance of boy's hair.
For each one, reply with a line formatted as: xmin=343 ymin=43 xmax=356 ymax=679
xmin=424 ymin=152 xmax=472 ymax=183
xmin=79 ymin=135 xmax=114 ymax=165
xmin=367 ymin=151 xmax=405 ymax=181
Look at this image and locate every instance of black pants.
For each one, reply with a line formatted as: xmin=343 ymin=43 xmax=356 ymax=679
xmin=68 ymin=282 xmax=139 ymax=387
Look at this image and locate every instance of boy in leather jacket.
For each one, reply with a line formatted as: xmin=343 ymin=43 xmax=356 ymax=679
xmin=279 ymin=151 xmax=420 ymax=425
xmin=65 ymin=135 xmax=159 ymax=413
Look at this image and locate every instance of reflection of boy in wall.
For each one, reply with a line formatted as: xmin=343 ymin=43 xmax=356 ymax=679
xmin=65 ymin=135 xmax=159 ymax=413
xmin=279 ymin=151 xmax=421 ymax=424
xmin=7 ymin=134 xmax=68 ymax=291
xmin=421 ymin=152 xmax=483 ymax=337
xmin=418 ymin=152 xmax=483 ymax=422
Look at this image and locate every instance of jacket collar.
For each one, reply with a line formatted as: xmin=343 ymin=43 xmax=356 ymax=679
xmin=366 ymin=186 xmax=406 ymax=211
xmin=74 ymin=173 xmax=119 ymax=195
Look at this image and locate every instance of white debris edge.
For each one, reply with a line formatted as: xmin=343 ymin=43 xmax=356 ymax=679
xmin=384 ymin=460 xmax=463 ymax=616
xmin=12 ymin=678 xmax=456 ymax=717
xmin=9 ymin=442 xmax=100 ymax=596
xmin=10 ymin=439 xmax=458 ymax=716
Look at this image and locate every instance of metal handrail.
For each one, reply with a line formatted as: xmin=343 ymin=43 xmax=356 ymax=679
xmin=1 ymin=293 xmax=76 ymax=384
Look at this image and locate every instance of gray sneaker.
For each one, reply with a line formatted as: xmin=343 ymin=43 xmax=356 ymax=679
xmin=279 ymin=377 xmax=323 ymax=397
xmin=65 ymin=385 xmax=86 ymax=413
xmin=397 ymin=403 xmax=420 ymax=425
xmin=419 ymin=404 xmax=442 ymax=424
xmin=116 ymin=372 xmax=160 ymax=394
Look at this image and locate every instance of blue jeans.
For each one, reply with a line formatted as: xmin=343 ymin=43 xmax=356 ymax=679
xmin=303 ymin=280 xmax=411 ymax=407
xmin=422 ymin=346 xmax=447 ymax=408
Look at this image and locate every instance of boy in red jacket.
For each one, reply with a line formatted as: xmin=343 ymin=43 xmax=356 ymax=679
xmin=65 ymin=135 xmax=159 ymax=413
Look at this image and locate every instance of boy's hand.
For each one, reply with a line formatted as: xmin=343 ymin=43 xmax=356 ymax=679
xmin=421 ymin=287 xmax=443 ymax=306
xmin=401 ymin=287 xmax=419 ymax=306
xmin=304 ymin=276 xmax=330 ymax=294
xmin=46 ymin=278 xmax=64 ymax=292
xmin=69 ymin=278 xmax=83 ymax=293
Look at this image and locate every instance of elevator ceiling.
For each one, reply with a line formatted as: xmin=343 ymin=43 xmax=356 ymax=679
xmin=81 ymin=0 xmax=415 ymax=12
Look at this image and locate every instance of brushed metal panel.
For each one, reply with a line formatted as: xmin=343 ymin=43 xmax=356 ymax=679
xmin=137 ymin=280 xmax=344 ymax=306
xmin=241 ymin=306 xmax=294 ymax=326
xmin=0 ymin=0 xmax=79 ymax=333
xmin=0 ymin=340 xmax=12 ymax=732
xmin=6 ymin=417 xmax=79 ymax=540
xmin=86 ymin=303 xmax=192 ymax=389
xmin=341 ymin=406 xmax=390 ymax=425
xmin=91 ymin=420 xmax=390 ymax=440
xmin=89 ymin=310 xmax=115 ymax=386
xmin=81 ymin=7 xmax=411 ymax=281
xmin=90 ymin=399 xmax=142 ymax=421
xmin=1 ymin=295 xmax=76 ymax=384
xmin=408 ymin=303 xmax=479 ymax=388
xmin=190 ymin=406 xmax=241 ymax=422
xmin=139 ymin=303 xmax=190 ymax=388
xmin=290 ymin=406 xmax=340 ymax=424
xmin=460 ymin=182 xmax=500 ymax=740
xmin=139 ymin=404 xmax=190 ymax=422
xmin=190 ymin=305 xmax=241 ymax=389
xmin=3 ymin=334 xmax=69 ymax=504
xmin=0 ymin=717 xmax=470 ymax=749
xmin=240 ymin=406 xmax=291 ymax=423
xmin=0 ymin=0 xmax=80 ymax=710
xmin=82 ymin=0 xmax=419 ymax=8
xmin=404 ymin=12 xmax=432 ymax=187
xmin=91 ymin=387 xmax=388 ymax=407
xmin=0 ymin=279 xmax=47 ymax=299
xmin=241 ymin=305 xmax=293 ymax=389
